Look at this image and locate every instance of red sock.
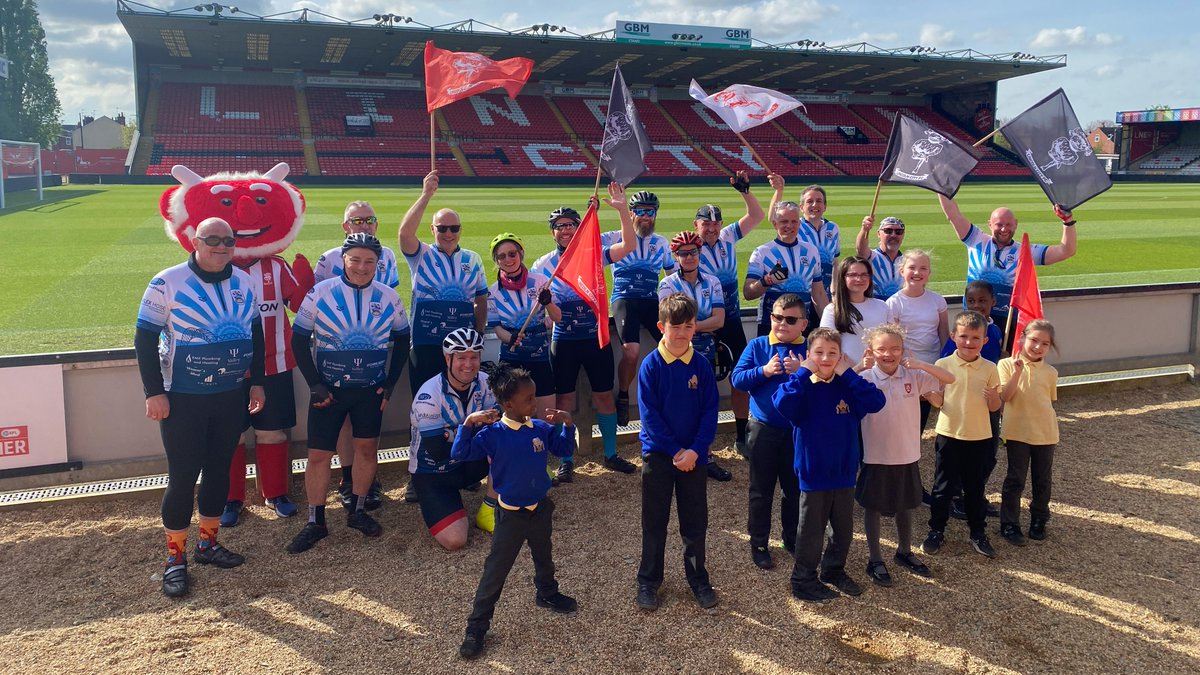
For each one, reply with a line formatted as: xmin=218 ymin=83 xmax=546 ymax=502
xmin=255 ymin=441 xmax=291 ymax=500
xmin=227 ymin=443 xmax=247 ymax=502
xmin=197 ymin=516 xmax=220 ymax=551
xmin=165 ymin=528 xmax=188 ymax=565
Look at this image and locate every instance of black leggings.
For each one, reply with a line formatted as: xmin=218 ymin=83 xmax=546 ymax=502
xmin=159 ymin=389 xmax=245 ymax=530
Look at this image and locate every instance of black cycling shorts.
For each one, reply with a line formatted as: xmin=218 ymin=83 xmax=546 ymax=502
xmin=612 ymin=298 xmax=662 ymax=346
xmin=412 ymin=459 xmax=490 ymax=535
xmin=551 ymin=339 xmax=615 ymax=395
xmin=714 ymin=313 xmax=748 ymax=364
xmin=499 ymin=358 xmax=555 ymax=398
xmin=307 ymin=386 xmax=384 ymax=451
xmin=243 ymin=370 xmax=296 ymax=432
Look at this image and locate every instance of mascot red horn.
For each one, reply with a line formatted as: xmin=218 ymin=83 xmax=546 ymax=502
xmin=159 ymin=162 xmax=314 ymax=509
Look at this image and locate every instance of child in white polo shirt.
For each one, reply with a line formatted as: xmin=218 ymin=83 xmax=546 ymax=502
xmin=856 ymin=324 xmax=954 ymax=585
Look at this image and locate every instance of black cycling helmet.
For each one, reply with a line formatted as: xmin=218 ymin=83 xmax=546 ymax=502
xmin=342 ymin=232 xmax=383 ymax=257
xmin=547 ymin=206 xmax=581 ymax=228
xmin=628 ymin=190 xmax=660 ymax=209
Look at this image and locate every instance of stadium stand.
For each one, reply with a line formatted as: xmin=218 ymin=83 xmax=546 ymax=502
xmin=305 ymin=87 xmax=428 ymax=138
xmin=1137 ymin=145 xmax=1200 ymax=170
xmin=441 ymin=94 xmax=573 ymax=142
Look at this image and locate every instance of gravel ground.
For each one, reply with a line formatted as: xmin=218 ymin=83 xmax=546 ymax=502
xmin=1 ymin=383 xmax=1198 ymax=674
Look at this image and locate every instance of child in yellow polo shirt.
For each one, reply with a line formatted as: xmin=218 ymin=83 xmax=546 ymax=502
xmin=922 ymin=311 xmax=1002 ymax=559
xmin=998 ymin=320 xmax=1060 ymax=546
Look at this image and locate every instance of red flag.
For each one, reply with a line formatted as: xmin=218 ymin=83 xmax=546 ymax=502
xmin=553 ymin=203 xmax=609 ymax=348
xmin=424 ymin=41 xmax=533 ymax=112
xmin=1010 ymin=233 xmax=1044 ymax=347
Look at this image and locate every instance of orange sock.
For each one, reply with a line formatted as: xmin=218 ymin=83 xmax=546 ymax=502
xmin=197 ymin=516 xmax=220 ymax=551
xmin=165 ymin=528 xmax=188 ymax=565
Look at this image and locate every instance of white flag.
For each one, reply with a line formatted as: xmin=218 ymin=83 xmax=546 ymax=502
xmin=688 ymin=80 xmax=803 ymax=133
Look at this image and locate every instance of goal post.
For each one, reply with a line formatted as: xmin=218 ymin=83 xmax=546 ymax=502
xmin=0 ymin=138 xmax=44 ymax=210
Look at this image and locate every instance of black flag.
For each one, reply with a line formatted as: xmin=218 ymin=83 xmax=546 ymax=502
xmin=879 ymin=114 xmax=978 ymax=198
xmin=599 ymin=65 xmax=653 ymax=186
xmin=1000 ymin=89 xmax=1112 ymax=210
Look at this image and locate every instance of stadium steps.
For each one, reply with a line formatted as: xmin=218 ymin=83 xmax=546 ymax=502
xmin=769 ymin=121 xmax=845 ymax=176
xmin=448 ymin=141 xmax=476 ymax=177
xmin=434 ymin=109 xmax=476 ymax=176
xmin=5 ymin=365 xmax=1193 ymax=507
xmin=294 ymin=87 xmax=320 ymax=176
xmin=544 ymin=96 xmax=600 ymax=168
xmin=845 ymin=105 xmax=885 ymax=139
xmin=130 ymin=83 xmax=162 ymax=175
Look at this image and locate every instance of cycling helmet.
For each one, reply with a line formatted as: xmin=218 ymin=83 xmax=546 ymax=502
xmin=490 ymin=232 xmax=523 ymax=255
xmin=879 ymin=216 xmax=905 ymax=230
xmin=442 ymin=327 xmax=485 ymax=355
xmin=547 ymin=207 xmax=581 ymax=228
xmin=342 ymin=232 xmax=383 ymax=257
xmin=670 ymin=231 xmax=703 ymax=252
xmin=695 ymin=204 xmax=723 ymax=222
xmin=628 ymin=190 xmax=660 ymax=209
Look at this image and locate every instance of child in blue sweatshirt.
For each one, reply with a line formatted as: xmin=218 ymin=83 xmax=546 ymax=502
xmin=636 ymin=293 xmax=720 ymax=612
xmin=731 ymin=293 xmax=809 ymax=570
xmin=450 ymin=364 xmax=578 ymax=660
xmin=772 ymin=327 xmax=885 ymax=602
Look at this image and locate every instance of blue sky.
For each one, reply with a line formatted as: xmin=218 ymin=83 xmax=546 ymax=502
xmin=44 ymin=0 xmax=1199 ymax=128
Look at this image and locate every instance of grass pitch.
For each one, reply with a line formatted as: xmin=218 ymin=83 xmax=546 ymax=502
xmin=0 ymin=180 xmax=1196 ymax=356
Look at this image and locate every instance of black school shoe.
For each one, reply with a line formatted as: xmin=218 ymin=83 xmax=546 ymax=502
xmin=706 ymin=462 xmax=732 ymax=482
xmin=556 ymin=461 xmax=575 ymax=483
xmin=194 ymin=543 xmax=245 ymax=568
xmin=1000 ymin=523 xmax=1027 ymax=546
xmin=693 ymin=585 xmax=719 ymax=609
xmin=920 ymin=530 xmax=944 ymax=555
xmin=536 ymin=592 xmax=578 ymax=614
xmin=636 ymin=585 xmax=660 ymax=611
xmin=791 ymin=581 xmax=837 ymax=602
xmin=162 ymin=563 xmax=189 ymax=598
xmin=1028 ymin=518 xmax=1048 ymax=540
xmin=751 ymin=545 xmax=774 ymax=570
xmin=893 ymin=551 xmax=932 ymax=577
xmin=459 ymin=631 xmax=486 ymax=660
xmin=866 ymin=560 xmax=893 ymax=587
xmin=819 ymin=570 xmax=863 ymax=597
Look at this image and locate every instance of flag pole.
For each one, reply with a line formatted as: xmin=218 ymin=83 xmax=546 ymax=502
xmin=430 ymin=115 xmax=436 ymax=171
xmin=868 ymin=180 xmax=884 ymax=219
xmin=735 ymin=132 xmax=771 ymax=174
xmin=1002 ymin=304 xmax=1016 ymax=354
xmin=973 ymin=127 xmax=1002 ymax=148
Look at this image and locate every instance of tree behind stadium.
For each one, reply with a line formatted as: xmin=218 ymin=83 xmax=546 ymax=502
xmin=0 ymin=0 xmax=62 ymax=147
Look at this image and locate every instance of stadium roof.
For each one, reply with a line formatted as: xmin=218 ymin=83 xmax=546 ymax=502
xmin=117 ymin=2 xmax=1065 ymax=96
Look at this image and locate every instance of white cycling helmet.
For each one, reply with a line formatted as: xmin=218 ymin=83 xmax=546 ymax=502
xmin=442 ymin=327 xmax=484 ymax=355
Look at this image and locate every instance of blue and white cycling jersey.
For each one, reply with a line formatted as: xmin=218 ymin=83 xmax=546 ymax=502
xmin=403 ymin=242 xmax=487 ymax=346
xmin=698 ymin=222 xmax=745 ymax=313
xmin=797 ymin=217 xmax=841 ymax=290
xmin=868 ymin=248 xmax=904 ymax=301
xmin=292 ymin=277 xmax=410 ymax=388
xmin=409 ymin=373 xmax=497 ymax=474
xmin=601 ymin=230 xmax=675 ymax=301
xmin=136 ymin=262 xmax=259 ymax=394
xmin=746 ymin=238 xmax=822 ymax=328
xmin=531 ymin=247 xmax=614 ymax=342
xmin=488 ymin=269 xmax=553 ymax=362
xmin=658 ymin=270 xmax=725 ymax=363
xmin=314 ymin=245 xmax=400 ymax=289
xmin=962 ymin=224 xmax=1048 ymax=315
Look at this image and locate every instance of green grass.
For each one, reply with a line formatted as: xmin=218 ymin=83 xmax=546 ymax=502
xmin=1 ymin=181 xmax=1197 ymax=356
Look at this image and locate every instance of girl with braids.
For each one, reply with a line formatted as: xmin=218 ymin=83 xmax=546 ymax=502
xmin=820 ymin=255 xmax=894 ymax=365
xmin=450 ymin=364 xmax=578 ymax=660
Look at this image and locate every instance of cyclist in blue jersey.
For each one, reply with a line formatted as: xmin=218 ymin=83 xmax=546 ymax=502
xmin=531 ymin=183 xmax=640 ymax=482
xmin=744 ymin=200 xmax=830 ymax=338
xmin=693 ymin=170 xmax=783 ymax=457
xmin=285 ymin=233 xmax=411 ymax=554
xmin=488 ymin=232 xmax=560 ymax=415
xmin=398 ymin=170 xmax=489 ymax=396
xmin=938 ymin=193 xmax=1077 ymax=329
xmin=135 ymin=217 xmax=267 ymax=598
xmin=315 ymin=200 xmax=399 ymax=513
xmin=855 ymin=215 xmax=907 ymax=301
xmin=612 ymin=190 xmax=677 ymax=428
xmin=796 ymin=185 xmax=842 ymax=293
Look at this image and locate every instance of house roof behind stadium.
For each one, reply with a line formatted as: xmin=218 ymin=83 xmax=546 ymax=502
xmin=116 ymin=2 xmax=1064 ymax=96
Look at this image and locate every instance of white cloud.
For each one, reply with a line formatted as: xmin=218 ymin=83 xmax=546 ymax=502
xmin=1094 ymin=64 xmax=1120 ymax=77
xmin=1029 ymin=26 xmax=1121 ymax=51
xmin=828 ymin=31 xmax=900 ymax=46
xmin=918 ymin=23 xmax=955 ymax=48
xmin=49 ymin=58 xmax=135 ymax=119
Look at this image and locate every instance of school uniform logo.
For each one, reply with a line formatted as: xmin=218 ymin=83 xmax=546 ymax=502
xmin=688 ymin=375 xmax=698 ymax=389
xmin=904 ymin=383 xmax=912 ymax=395
xmin=836 ymin=399 xmax=849 ymax=414
xmin=532 ymin=438 xmax=545 ymax=453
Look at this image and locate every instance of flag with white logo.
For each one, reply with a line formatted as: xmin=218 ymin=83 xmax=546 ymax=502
xmin=879 ymin=114 xmax=978 ymax=198
xmin=1000 ymin=89 xmax=1112 ymax=210
xmin=424 ymin=41 xmax=534 ymax=112
xmin=599 ymin=64 xmax=653 ymax=186
xmin=687 ymin=80 xmax=803 ymax=133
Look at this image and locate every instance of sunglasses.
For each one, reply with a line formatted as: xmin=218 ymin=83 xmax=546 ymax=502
xmin=435 ymin=224 xmax=461 ymax=234
xmin=880 ymin=228 xmax=904 ymax=235
xmin=197 ymin=235 xmax=236 ymax=247
xmin=494 ymin=250 xmax=521 ymax=260
xmin=674 ymin=248 xmax=700 ymax=258
xmin=347 ymin=216 xmax=378 ymax=226
xmin=551 ymin=221 xmax=578 ymax=231
xmin=844 ymin=272 xmax=871 ymax=279
xmin=770 ymin=313 xmax=802 ymax=325
xmin=632 ymin=207 xmax=657 ymax=217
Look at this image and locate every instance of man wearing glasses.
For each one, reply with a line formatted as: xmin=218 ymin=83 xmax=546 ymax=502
xmin=399 ymin=171 xmax=489 ymax=397
xmin=531 ymin=184 xmax=640 ymax=481
xmin=937 ymin=194 xmax=1077 ymax=327
xmin=610 ymin=190 xmax=677 ymax=431
xmin=744 ymin=200 xmax=829 ymax=338
xmin=136 ymin=217 xmax=266 ymax=597
xmin=854 ymin=215 xmax=907 ymax=301
xmin=314 ymin=200 xmax=401 ymax=512
xmin=659 ymin=231 xmax=732 ymax=482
